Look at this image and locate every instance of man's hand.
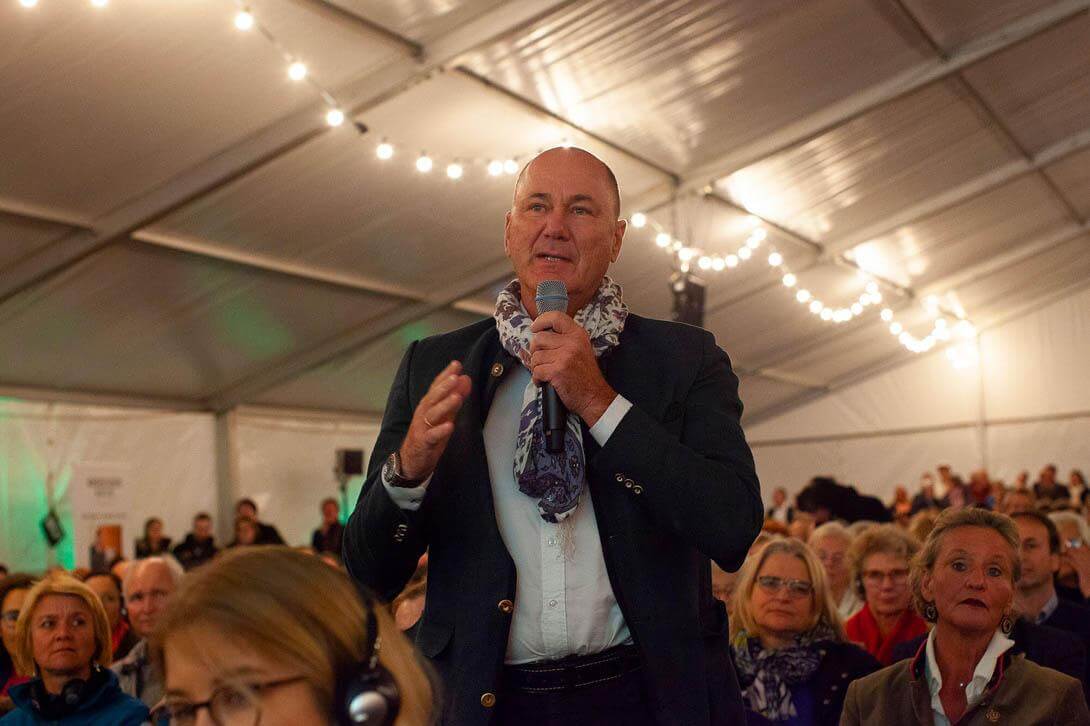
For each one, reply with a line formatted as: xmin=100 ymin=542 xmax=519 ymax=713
xmin=530 ymin=312 xmax=616 ymax=427
xmin=399 ymin=361 xmax=472 ymax=480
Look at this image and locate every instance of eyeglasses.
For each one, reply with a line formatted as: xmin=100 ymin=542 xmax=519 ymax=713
xmin=862 ymin=568 xmax=910 ymax=586
xmin=150 ymin=675 xmax=306 ymax=726
xmin=756 ymin=575 xmax=813 ymax=598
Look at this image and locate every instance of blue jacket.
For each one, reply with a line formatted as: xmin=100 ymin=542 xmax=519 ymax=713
xmin=1 ymin=669 xmax=148 ymax=725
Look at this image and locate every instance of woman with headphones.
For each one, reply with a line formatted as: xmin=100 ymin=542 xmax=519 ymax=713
xmin=0 ymin=572 xmax=148 ymax=725
xmin=149 ymin=546 xmax=435 ymax=725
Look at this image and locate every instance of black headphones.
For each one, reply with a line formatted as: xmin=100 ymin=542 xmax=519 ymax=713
xmin=30 ymin=664 xmax=104 ymax=719
xmin=336 ymin=587 xmax=401 ymax=725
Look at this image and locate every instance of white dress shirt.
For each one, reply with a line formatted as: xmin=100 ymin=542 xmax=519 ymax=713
xmin=384 ymin=364 xmax=634 ymax=663
xmin=924 ymin=628 xmax=1013 ymax=726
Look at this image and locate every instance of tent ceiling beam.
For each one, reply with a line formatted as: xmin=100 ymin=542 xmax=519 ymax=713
xmin=674 ymin=0 xmax=1090 ymax=196
xmin=0 ymin=0 xmax=577 ymax=309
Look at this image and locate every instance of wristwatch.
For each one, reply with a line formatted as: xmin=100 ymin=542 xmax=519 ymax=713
xmin=382 ymin=450 xmax=426 ymax=488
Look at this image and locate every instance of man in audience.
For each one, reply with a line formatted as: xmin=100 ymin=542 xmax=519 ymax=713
xmin=171 ymin=512 xmax=219 ymax=570
xmin=111 ymin=556 xmax=184 ymax=708
xmin=1000 ymin=488 xmax=1036 ymax=515
xmin=764 ymin=486 xmax=793 ymax=524
xmin=311 ymin=497 xmax=345 ymax=555
xmin=811 ymin=521 xmax=862 ymax=618
xmin=909 ymin=473 xmax=946 ymax=514
xmin=1035 ymin=463 xmax=1071 ymax=505
xmin=235 ymin=498 xmax=285 ymax=545
xmin=1012 ymin=511 xmax=1090 ymax=690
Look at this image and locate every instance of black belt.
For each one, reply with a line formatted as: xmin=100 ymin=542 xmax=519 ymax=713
xmin=501 ymin=644 xmax=642 ymax=693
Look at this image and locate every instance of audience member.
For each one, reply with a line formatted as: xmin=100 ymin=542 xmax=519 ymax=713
xmin=810 ymin=522 xmax=862 ymax=619
xmin=889 ymin=486 xmax=912 ymax=520
xmin=998 ymin=488 xmax=1035 ymax=515
xmin=1 ymin=576 xmax=35 ymax=713
xmin=765 ymin=487 xmax=794 ymax=524
xmin=787 ymin=512 xmax=814 ymax=543
xmin=88 ymin=528 xmax=117 ymax=573
xmin=133 ymin=517 xmax=171 ymax=559
xmin=730 ymin=538 xmax=879 ymax=725
xmin=230 ymin=516 xmax=260 ymax=548
xmin=842 ymin=508 xmax=1090 ymax=724
xmin=311 ymin=497 xmax=345 ymax=555
xmin=0 ymin=573 xmax=148 ymax=725
xmin=111 ymin=557 xmax=184 ymax=709
xmin=967 ymin=469 xmax=995 ymax=509
xmin=171 ymin=512 xmax=219 ymax=571
xmin=109 ymin=559 xmax=129 ymax=584
xmin=149 ymin=547 xmax=434 ymax=725
xmin=80 ymin=572 xmax=138 ymax=661
xmin=1035 ymin=464 xmax=1071 ymax=505
xmin=1013 ymin=470 xmax=1030 ymax=490
xmin=796 ymin=476 xmax=891 ymax=524
xmin=909 ymin=473 xmax=946 ymax=514
xmin=944 ymin=475 xmax=969 ymax=509
xmin=234 ymin=498 xmax=285 ymax=545
xmin=1070 ymin=469 xmax=1088 ymax=507
xmin=907 ymin=510 xmax=938 ymax=544
xmin=845 ymin=525 xmax=927 ymax=665
xmin=1050 ymin=510 xmax=1090 ymax=602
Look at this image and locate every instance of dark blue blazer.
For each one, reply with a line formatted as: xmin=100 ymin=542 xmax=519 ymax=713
xmin=344 ymin=315 xmax=763 ymax=725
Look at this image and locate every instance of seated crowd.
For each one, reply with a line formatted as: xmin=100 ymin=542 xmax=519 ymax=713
xmin=2 ymin=466 xmax=1090 ymax=724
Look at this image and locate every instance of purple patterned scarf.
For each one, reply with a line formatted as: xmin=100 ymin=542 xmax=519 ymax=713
xmin=494 ymin=277 xmax=628 ymax=532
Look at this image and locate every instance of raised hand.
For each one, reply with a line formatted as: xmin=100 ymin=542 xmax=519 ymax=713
xmin=399 ymin=361 xmax=472 ymax=480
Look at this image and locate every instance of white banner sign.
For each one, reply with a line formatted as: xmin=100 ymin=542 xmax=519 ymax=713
xmin=69 ymin=463 xmax=134 ymax=569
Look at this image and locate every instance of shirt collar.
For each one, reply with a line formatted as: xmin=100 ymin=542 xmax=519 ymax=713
xmin=1036 ymin=591 xmax=1060 ymax=624
xmin=925 ymin=628 xmax=1014 ymax=713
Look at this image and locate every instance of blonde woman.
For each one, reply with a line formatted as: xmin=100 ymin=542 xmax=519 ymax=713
xmin=841 ymin=508 xmax=1090 ymax=724
xmin=1 ymin=572 xmax=147 ymax=725
xmin=730 ymin=538 xmax=879 ymax=725
xmin=844 ymin=525 xmax=927 ymax=665
xmin=149 ymin=546 xmax=434 ymax=726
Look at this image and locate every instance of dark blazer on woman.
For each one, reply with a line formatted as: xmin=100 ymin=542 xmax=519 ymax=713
xmin=743 ymin=640 xmax=880 ymax=726
xmin=840 ymin=647 xmax=1090 ymax=725
xmin=344 ymin=315 xmax=764 ymax=726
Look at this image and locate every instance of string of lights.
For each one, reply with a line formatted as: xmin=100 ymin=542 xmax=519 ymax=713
xmin=630 ymin=210 xmax=978 ymax=357
xmin=16 ymin=0 xmax=979 ymax=363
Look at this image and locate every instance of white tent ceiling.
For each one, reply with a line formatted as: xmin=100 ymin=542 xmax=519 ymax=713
xmin=1 ymin=0 xmax=1088 ymax=423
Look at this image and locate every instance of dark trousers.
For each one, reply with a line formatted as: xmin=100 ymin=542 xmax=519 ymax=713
xmin=495 ymin=656 xmax=657 ymax=725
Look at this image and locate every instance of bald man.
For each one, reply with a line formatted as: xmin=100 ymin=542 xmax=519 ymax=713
xmin=344 ymin=147 xmax=762 ymax=725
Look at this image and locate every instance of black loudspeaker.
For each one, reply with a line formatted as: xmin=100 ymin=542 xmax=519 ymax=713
xmin=336 ymin=449 xmax=365 ymax=477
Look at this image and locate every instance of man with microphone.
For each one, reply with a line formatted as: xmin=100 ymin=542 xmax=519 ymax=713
xmin=344 ymin=147 xmax=762 ymax=725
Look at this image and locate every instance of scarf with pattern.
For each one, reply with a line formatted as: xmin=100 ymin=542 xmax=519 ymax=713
xmin=731 ymin=623 xmax=837 ymax=721
xmin=494 ymin=276 xmax=628 ymax=530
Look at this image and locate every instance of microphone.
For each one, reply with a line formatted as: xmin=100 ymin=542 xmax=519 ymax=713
xmin=535 ymin=280 xmax=569 ymax=454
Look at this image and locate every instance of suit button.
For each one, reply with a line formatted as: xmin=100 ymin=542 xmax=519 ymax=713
xmin=632 ymin=485 xmax=643 ymax=495
xmin=481 ymin=692 xmax=496 ymax=708
xmin=624 ymin=479 xmax=634 ymax=489
xmin=498 ymin=599 xmax=514 ymax=614
xmin=615 ymin=473 xmax=625 ymax=483
xmin=491 ymin=363 xmax=504 ymax=377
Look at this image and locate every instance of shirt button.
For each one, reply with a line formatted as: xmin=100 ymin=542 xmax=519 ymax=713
xmin=481 ymin=693 xmax=496 ymax=708
xmin=624 ymin=479 xmax=634 ymax=489
xmin=491 ymin=363 xmax=504 ymax=377
xmin=632 ymin=485 xmax=643 ymax=495
xmin=547 ymin=537 xmax=557 ymax=546
xmin=497 ymin=599 xmax=514 ymax=614
xmin=615 ymin=473 xmax=625 ymax=482
xmin=547 ymin=599 xmax=558 ymax=608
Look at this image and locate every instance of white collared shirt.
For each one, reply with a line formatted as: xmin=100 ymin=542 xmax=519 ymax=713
xmin=924 ymin=628 xmax=1014 ymax=726
xmin=385 ymin=364 xmax=634 ymax=663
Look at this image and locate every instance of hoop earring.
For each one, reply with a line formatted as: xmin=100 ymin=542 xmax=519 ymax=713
xmin=1000 ymin=613 xmax=1014 ymax=635
xmin=923 ymin=602 xmax=938 ymax=622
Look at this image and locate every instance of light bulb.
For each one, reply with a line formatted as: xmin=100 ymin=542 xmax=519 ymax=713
xmin=851 ymin=302 xmax=863 ymax=316
xmin=768 ymin=252 xmax=783 ymax=267
xmin=880 ymin=308 xmax=893 ymax=322
xmin=487 ymin=160 xmax=504 ymax=176
xmin=446 ymin=163 xmax=463 ymax=180
xmin=935 ymin=317 xmax=948 ymax=329
xmin=698 ymin=256 xmax=712 ymax=271
xmin=796 ymin=289 xmax=811 ymax=303
xmin=890 ymin=322 xmax=903 ymax=335
xmin=782 ymin=273 xmax=797 ymax=287
xmin=325 ymin=108 xmax=345 ymax=127
xmin=375 ymin=142 xmax=394 ymax=160
xmin=865 ymin=281 xmax=879 ymax=294
xmin=631 ymin=213 xmax=647 ymax=228
xmin=655 ymin=233 xmax=671 ymax=248
xmin=899 ymin=331 xmax=912 ymax=346
xmin=751 ymin=228 xmax=767 ymax=242
xmin=234 ymin=9 xmax=255 ymax=31
xmin=91 ymin=0 xmax=108 ymax=6
xmin=746 ymin=236 xmax=761 ymax=250
xmin=809 ymin=300 xmax=822 ymax=314
xmin=416 ymin=154 xmax=433 ymax=173
xmin=711 ymin=257 xmax=725 ymax=272
xmin=738 ymin=247 xmax=752 ymax=260
xmin=677 ymin=247 xmax=695 ymax=263
xmin=870 ymin=291 xmax=882 ymax=304
xmin=20 ymin=0 xmax=39 ymax=6
xmin=726 ymin=255 xmax=739 ymax=268
xmin=288 ymin=62 xmax=307 ymax=81
xmin=821 ymin=308 xmax=833 ymax=321
xmin=503 ymin=159 xmax=518 ymax=175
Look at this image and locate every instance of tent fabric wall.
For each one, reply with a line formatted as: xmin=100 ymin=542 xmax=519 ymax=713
xmin=232 ymin=412 xmax=381 ymax=549
xmin=749 ymin=285 xmax=1090 ymax=503
xmin=0 ymin=400 xmax=216 ymax=571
